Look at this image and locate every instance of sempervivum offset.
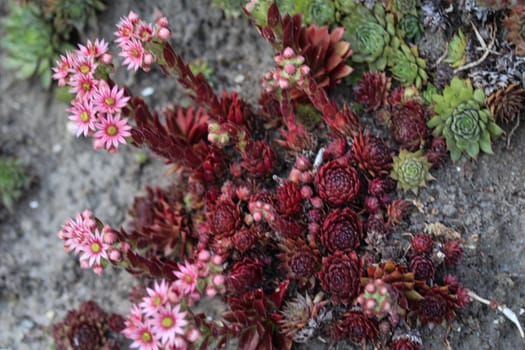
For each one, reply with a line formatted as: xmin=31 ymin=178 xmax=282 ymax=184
xmin=352 ymin=132 xmax=393 ymax=177
xmin=391 ymin=150 xmax=434 ymax=194
xmin=390 ymin=100 xmax=429 ymax=151
xmin=320 ymin=207 xmax=363 ymax=253
xmin=428 ymin=77 xmax=503 ymax=162
xmin=319 ymin=250 xmax=362 ymax=305
xmin=315 ymin=157 xmax=361 ymax=206
xmin=354 ymin=71 xmax=392 ymax=112
xmin=336 ymin=310 xmax=379 ymax=345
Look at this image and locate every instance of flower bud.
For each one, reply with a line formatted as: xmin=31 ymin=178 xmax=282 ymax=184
xmin=211 ymin=254 xmax=223 ymax=266
xmin=212 ymin=274 xmax=225 ymax=286
xmin=283 ymin=47 xmax=295 ymax=59
xmin=300 ymin=185 xmax=313 ymax=199
xmin=157 ymin=27 xmax=171 ymax=40
xmin=109 ymin=249 xmax=121 ymax=262
xmin=101 ymin=53 xmax=113 ymax=64
xmin=157 ymin=16 xmax=169 ymax=28
xmin=197 ymin=249 xmax=211 ymax=262
xmin=143 ymin=52 xmax=154 ymax=66
xmin=206 ymin=285 xmax=217 ymax=297
xmin=128 ymin=11 xmax=139 ymax=23
xmin=186 ymin=328 xmax=201 ymax=343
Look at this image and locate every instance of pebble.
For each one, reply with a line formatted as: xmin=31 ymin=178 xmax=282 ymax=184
xmin=52 ymin=144 xmax=62 ymax=153
xmin=29 ymin=200 xmax=39 ymax=209
xmin=234 ymin=74 xmax=245 ymax=83
xmin=141 ymin=87 xmax=155 ymax=96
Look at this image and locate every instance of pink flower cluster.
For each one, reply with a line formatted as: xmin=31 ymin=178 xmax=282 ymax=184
xmin=123 ymin=255 xmax=225 ymax=350
xmin=57 ymin=210 xmax=118 ymax=275
xmin=52 ymin=39 xmax=131 ymax=152
xmin=262 ymin=47 xmax=310 ymax=92
xmin=115 ymin=11 xmax=171 ymax=72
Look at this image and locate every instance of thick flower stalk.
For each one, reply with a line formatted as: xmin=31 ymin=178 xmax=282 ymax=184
xmin=428 ymin=77 xmax=503 ymax=161
xmin=391 ymin=150 xmax=434 ymax=194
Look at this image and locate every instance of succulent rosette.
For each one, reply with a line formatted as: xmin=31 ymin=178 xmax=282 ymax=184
xmin=278 ymin=238 xmax=320 ymax=287
xmin=320 ymin=207 xmax=363 ymax=253
xmin=398 ymin=14 xmax=423 ymax=43
xmin=352 ymin=132 xmax=393 ymax=177
xmin=388 ymin=42 xmax=427 ymax=88
xmin=336 ymin=310 xmax=378 ymax=345
xmin=319 ymin=250 xmax=362 ymax=305
xmin=315 ymin=158 xmax=361 ymax=206
xmin=342 ymin=3 xmax=396 ymax=71
xmin=409 ymin=255 xmax=435 ymax=281
xmin=428 ymin=77 xmax=503 ymax=162
xmin=293 ymin=0 xmax=336 ymax=26
xmin=354 ymin=71 xmax=391 ymax=112
xmin=391 ymin=150 xmax=434 ymax=194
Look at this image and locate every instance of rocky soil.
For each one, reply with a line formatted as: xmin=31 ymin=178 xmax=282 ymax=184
xmin=0 ymin=1 xmax=524 ymax=349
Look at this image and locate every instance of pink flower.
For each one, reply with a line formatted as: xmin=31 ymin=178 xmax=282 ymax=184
xmin=120 ymin=38 xmax=145 ymax=71
xmin=93 ymin=82 xmax=130 ymax=114
xmin=57 ymin=210 xmax=96 ymax=254
xmin=78 ymin=38 xmax=109 ymax=59
xmin=94 ymin=114 xmax=132 ymax=150
xmin=173 ymin=261 xmax=199 ymax=295
xmin=79 ymin=230 xmax=109 ymax=267
xmin=115 ymin=16 xmax=136 ymax=45
xmin=72 ymin=55 xmax=98 ymax=76
xmin=140 ymin=280 xmax=170 ymax=316
xmin=126 ymin=322 xmax=160 ymax=350
xmin=52 ymin=52 xmax=75 ymax=84
xmin=69 ymin=74 xmax=98 ymax=98
xmin=136 ymin=22 xmax=153 ymax=42
xmin=67 ymin=98 xmax=97 ymax=137
xmin=151 ymin=304 xmax=188 ymax=346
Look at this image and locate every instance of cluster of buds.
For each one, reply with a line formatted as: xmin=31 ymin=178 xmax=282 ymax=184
xmin=357 ymin=279 xmax=397 ymax=322
xmin=115 ymin=11 xmax=171 ymax=72
xmin=123 ymin=254 xmax=224 ymax=349
xmin=57 ymin=210 xmax=121 ymax=275
xmin=262 ymin=47 xmax=310 ymax=92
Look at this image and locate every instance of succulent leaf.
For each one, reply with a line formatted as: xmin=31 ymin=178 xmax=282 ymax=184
xmin=445 ymin=29 xmax=467 ymax=68
xmin=398 ymin=14 xmax=423 ymax=43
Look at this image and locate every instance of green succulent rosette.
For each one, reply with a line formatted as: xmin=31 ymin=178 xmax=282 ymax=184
xmin=293 ymin=0 xmax=336 ymax=26
xmin=389 ymin=0 xmax=419 ymax=16
xmin=388 ymin=41 xmax=427 ymax=88
xmin=391 ymin=150 xmax=434 ymax=194
xmin=428 ymin=77 xmax=503 ymax=162
xmin=398 ymin=14 xmax=423 ymax=43
xmin=342 ymin=3 xmax=396 ymax=71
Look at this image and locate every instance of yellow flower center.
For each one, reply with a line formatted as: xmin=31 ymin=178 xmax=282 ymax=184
xmin=105 ymin=97 xmax=115 ymax=106
xmin=80 ymin=111 xmax=90 ymax=122
xmin=161 ymin=316 xmax=174 ymax=328
xmin=141 ymin=331 xmax=152 ymax=342
xmin=106 ymin=125 xmax=118 ymax=136
xmin=80 ymin=64 xmax=90 ymax=74
xmin=91 ymin=242 xmax=101 ymax=253
xmin=132 ymin=48 xmax=140 ymax=58
xmin=153 ymin=296 xmax=161 ymax=305
xmin=184 ymin=274 xmax=194 ymax=284
xmin=82 ymin=82 xmax=91 ymax=92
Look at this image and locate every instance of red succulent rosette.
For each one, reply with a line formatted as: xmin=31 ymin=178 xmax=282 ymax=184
xmin=390 ymin=101 xmax=428 ymax=151
xmin=390 ymin=333 xmax=422 ymax=350
xmin=416 ymin=285 xmax=457 ymax=326
xmin=226 ymin=257 xmax=264 ymax=293
xmin=320 ymin=207 xmax=363 ymax=253
xmin=441 ymin=240 xmax=464 ymax=267
xmin=241 ymin=140 xmax=276 ymax=177
xmin=352 ymin=132 xmax=393 ymax=177
xmin=409 ymin=255 xmax=435 ymax=281
xmin=354 ymin=71 xmax=391 ymax=112
xmin=411 ymin=233 xmax=434 ymax=254
xmin=319 ymin=251 xmax=362 ymax=305
xmin=336 ymin=310 xmax=378 ymax=345
xmin=276 ymin=180 xmax=304 ymax=217
xmin=209 ymin=197 xmax=241 ymax=236
xmin=315 ymin=158 xmax=361 ymax=206
xmin=278 ymin=238 xmax=320 ymax=287
xmin=426 ymin=136 xmax=448 ymax=169
xmin=232 ymin=227 xmax=257 ymax=253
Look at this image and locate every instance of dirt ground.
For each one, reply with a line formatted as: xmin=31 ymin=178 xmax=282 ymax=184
xmin=0 ymin=1 xmax=524 ymax=349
